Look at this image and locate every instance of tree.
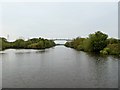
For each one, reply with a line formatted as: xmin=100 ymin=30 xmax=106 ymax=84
xmin=13 ymin=39 xmax=26 ymax=48
xmin=87 ymin=31 xmax=108 ymax=52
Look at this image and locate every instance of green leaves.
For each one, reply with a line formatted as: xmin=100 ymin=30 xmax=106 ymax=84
xmin=0 ymin=37 xmax=55 ymax=50
xmin=88 ymin=31 xmax=108 ymax=52
xmin=65 ymin=31 xmax=120 ymax=56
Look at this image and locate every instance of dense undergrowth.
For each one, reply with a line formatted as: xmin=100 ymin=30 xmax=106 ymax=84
xmin=65 ymin=31 xmax=120 ymax=56
xmin=0 ymin=37 xmax=55 ymax=50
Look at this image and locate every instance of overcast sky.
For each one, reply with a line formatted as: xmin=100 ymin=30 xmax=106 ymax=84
xmin=0 ymin=2 xmax=118 ymax=41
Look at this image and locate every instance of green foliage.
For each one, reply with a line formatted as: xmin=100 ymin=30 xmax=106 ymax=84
xmin=65 ymin=37 xmax=86 ymax=50
xmin=12 ymin=39 xmax=26 ymax=48
xmin=106 ymin=44 xmax=120 ymax=55
xmin=27 ymin=42 xmax=44 ymax=49
xmin=88 ymin=31 xmax=108 ymax=52
xmin=65 ymin=31 xmax=108 ymax=52
xmin=107 ymin=38 xmax=118 ymax=44
xmin=82 ymin=38 xmax=91 ymax=52
xmin=65 ymin=31 xmax=119 ymax=56
xmin=100 ymin=50 xmax=108 ymax=55
xmin=100 ymin=48 xmax=110 ymax=55
xmin=64 ymin=42 xmax=71 ymax=47
xmin=100 ymin=44 xmax=120 ymax=55
xmin=0 ymin=37 xmax=55 ymax=50
xmin=0 ymin=37 xmax=11 ymax=50
xmin=77 ymin=44 xmax=84 ymax=51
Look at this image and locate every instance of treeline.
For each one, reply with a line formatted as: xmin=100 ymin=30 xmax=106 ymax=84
xmin=0 ymin=37 xmax=55 ymax=50
xmin=65 ymin=31 xmax=120 ymax=56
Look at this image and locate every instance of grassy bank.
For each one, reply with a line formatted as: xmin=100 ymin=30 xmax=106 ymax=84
xmin=65 ymin=31 xmax=120 ymax=56
xmin=0 ymin=37 xmax=55 ymax=50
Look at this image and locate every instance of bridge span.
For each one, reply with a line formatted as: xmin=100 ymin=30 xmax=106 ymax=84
xmin=50 ymin=39 xmax=72 ymax=41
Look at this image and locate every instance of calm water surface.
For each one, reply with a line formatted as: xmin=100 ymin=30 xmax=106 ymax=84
xmin=1 ymin=46 xmax=119 ymax=88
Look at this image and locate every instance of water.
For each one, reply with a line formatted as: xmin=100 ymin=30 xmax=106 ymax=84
xmin=1 ymin=46 xmax=119 ymax=88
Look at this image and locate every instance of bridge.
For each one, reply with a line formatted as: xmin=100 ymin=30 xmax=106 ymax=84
xmin=50 ymin=39 xmax=72 ymax=41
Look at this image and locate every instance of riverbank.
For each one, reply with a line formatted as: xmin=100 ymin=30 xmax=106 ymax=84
xmin=0 ymin=37 xmax=55 ymax=50
xmin=65 ymin=31 xmax=120 ymax=56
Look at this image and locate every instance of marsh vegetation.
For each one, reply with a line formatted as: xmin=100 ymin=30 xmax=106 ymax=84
xmin=65 ymin=31 xmax=120 ymax=56
xmin=0 ymin=37 xmax=55 ymax=50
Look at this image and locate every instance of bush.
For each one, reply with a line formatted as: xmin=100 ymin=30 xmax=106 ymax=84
xmin=77 ymin=45 xmax=84 ymax=51
xmin=100 ymin=50 xmax=108 ymax=55
xmin=65 ymin=31 xmax=108 ymax=52
xmin=100 ymin=48 xmax=110 ymax=55
xmin=0 ymin=37 xmax=55 ymax=50
xmin=87 ymin=31 xmax=108 ymax=52
xmin=106 ymin=44 xmax=120 ymax=55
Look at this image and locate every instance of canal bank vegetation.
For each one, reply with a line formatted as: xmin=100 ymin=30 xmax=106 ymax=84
xmin=65 ymin=31 xmax=120 ymax=56
xmin=0 ymin=37 xmax=55 ymax=50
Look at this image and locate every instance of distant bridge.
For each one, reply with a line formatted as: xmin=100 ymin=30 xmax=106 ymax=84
xmin=50 ymin=39 xmax=72 ymax=41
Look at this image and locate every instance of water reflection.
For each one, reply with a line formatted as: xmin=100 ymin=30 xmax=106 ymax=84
xmin=36 ymin=50 xmax=47 ymax=54
xmin=1 ymin=46 xmax=118 ymax=88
